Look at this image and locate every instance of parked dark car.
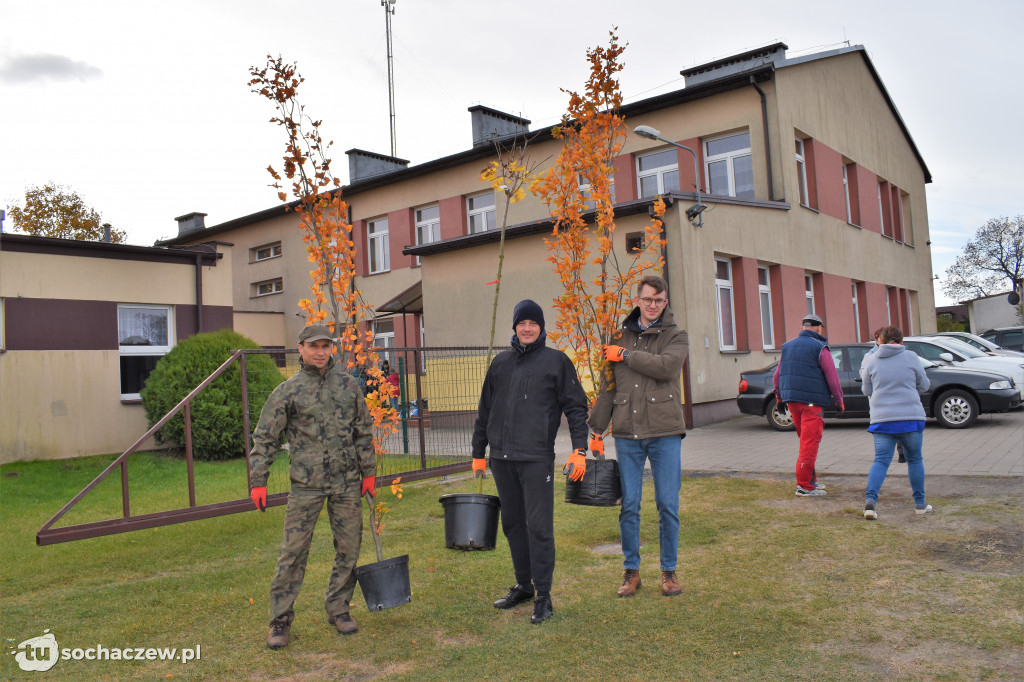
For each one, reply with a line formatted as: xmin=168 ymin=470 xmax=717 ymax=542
xmin=980 ymin=326 xmax=1024 ymax=352
xmin=737 ymin=343 xmax=1021 ymax=430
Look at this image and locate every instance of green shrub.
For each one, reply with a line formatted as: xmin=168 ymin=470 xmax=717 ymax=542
xmin=140 ymin=330 xmax=284 ymax=461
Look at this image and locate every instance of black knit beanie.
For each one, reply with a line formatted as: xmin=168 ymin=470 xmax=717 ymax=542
xmin=512 ymin=299 xmax=545 ymax=331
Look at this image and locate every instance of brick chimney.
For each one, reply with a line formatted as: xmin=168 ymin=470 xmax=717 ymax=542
xmin=175 ymin=212 xmax=208 ymax=237
xmin=469 ymin=106 xmax=530 ymax=148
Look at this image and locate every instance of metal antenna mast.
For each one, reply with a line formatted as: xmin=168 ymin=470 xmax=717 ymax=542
xmin=382 ymin=0 xmax=397 ymax=156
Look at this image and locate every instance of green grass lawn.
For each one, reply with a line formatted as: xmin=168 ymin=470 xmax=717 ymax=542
xmin=2 ymin=453 xmax=1021 ymax=680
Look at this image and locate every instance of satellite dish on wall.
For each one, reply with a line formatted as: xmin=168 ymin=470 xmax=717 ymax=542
xmin=1008 ymin=291 xmax=1021 ymax=305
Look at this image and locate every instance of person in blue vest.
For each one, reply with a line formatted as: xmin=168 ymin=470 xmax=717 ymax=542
xmin=772 ymin=314 xmax=845 ymax=496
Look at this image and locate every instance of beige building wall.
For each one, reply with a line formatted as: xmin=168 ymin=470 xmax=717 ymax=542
xmin=0 ymin=243 xmax=234 ymax=463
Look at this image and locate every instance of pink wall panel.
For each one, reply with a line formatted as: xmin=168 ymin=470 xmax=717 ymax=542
xmin=439 ymin=196 xmax=465 ymax=241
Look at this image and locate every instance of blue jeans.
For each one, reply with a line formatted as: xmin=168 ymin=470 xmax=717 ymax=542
xmin=865 ymin=430 xmax=925 ymax=505
xmin=614 ymin=436 xmax=682 ymax=571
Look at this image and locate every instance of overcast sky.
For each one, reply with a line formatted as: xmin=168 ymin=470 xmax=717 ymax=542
xmin=2 ymin=0 xmax=1021 ymax=305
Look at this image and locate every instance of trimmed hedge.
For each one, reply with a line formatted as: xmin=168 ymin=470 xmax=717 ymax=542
xmin=140 ymin=330 xmax=284 ymax=461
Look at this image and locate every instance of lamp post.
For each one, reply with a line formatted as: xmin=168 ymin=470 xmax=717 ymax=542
xmin=633 ymin=125 xmax=705 ymax=228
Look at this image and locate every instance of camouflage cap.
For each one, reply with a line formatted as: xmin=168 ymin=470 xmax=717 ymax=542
xmin=298 ymin=324 xmax=333 ymax=344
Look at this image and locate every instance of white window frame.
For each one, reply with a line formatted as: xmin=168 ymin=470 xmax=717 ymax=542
xmin=118 ymin=304 xmax=173 ymax=400
xmin=637 ymin=149 xmax=679 ymax=198
xmin=758 ymin=266 xmax=774 ymax=349
xmin=877 ymin=182 xmax=886 ymax=235
xmin=578 ymin=172 xmax=616 ymax=210
xmin=843 ymin=164 xmax=853 ymax=224
xmin=255 ymin=279 xmax=283 ymax=297
xmin=805 ymin=275 xmax=815 ymax=316
xmin=467 ymin=192 xmax=496 ymax=234
xmin=367 ymin=217 xmax=390 ymax=274
xmin=852 ymin=283 xmax=861 ymax=343
xmin=886 ymin=288 xmax=893 ymax=324
xmin=253 ymin=242 xmax=282 ymax=262
xmin=795 ymin=138 xmax=809 ymax=207
xmin=414 ymin=205 xmax=441 ymax=266
xmin=906 ymin=293 xmax=914 ymax=335
xmin=714 ymin=257 xmax=737 ymax=351
xmin=705 ymin=131 xmax=754 ymax=199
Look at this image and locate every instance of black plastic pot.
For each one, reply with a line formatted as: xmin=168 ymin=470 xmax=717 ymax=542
xmin=439 ymin=493 xmax=500 ymax=551
xmin=354 ymin=554 xmax=412 ymax=612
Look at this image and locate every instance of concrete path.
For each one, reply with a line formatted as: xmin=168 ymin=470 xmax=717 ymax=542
xmin=553 ymin=411 xmax=1024 ymax=478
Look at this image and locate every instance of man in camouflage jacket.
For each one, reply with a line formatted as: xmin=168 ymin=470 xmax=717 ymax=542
xmin=248 ymin=324 xmax=376 ymax=649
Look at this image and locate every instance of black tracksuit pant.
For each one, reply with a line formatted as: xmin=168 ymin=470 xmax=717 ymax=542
xmin=490 ymin=458 xmax=555 ymax=593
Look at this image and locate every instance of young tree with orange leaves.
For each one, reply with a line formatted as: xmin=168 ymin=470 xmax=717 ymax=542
xmin=539 ymin=32 xmax=689 ymax=600
xmin=246 ymin=61 xmax=403 ymax=641
xmin=536 ymin=31 xmax=667 ymax=401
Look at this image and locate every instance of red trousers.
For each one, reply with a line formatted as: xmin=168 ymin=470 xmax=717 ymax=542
xmin=789 ymin=402 xmax=823 ymax=490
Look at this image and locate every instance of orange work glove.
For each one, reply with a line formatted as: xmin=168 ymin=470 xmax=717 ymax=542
xmin=361 ymin=475 xmax=376 ymax=498
xmin=562 ymin=449 xmax=587 ymax=482
xmin=604 ymin=345 xmax=629 ymax=362
xmin=250 ymin=486 xmax=267 ymax=512
xmin=589 ymin=433 xmax=605 ymax=459
xmin=472 ymin=458 xmax=487 ymax=479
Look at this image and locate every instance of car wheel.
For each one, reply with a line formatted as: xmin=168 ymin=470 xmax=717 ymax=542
xmin=767 ymin=397 xmax=794 ymax=431
xmin=934 ymin=389 xmax=979 ymax=429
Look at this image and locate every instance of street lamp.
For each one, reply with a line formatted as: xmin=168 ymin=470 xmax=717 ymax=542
xmin=633 ymin=125 xmax=705 ymax=228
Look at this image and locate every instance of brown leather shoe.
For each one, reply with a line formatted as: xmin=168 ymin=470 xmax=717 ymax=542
xmin=330 ymin=612 xmax=358 ymax=635
xmin=267 ymin=617 xmax=290 ymax=649
xmin=616 ymin=568 xmax=641 ymax=597
xmin=661 ymin=570 xmax=682 ymax=597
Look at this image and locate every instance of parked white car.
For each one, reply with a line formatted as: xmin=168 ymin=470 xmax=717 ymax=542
xmin=934 ymin=331 xmax=1024 ymax=357
xmin=905 ymin=336 xmax=1024 ymax=400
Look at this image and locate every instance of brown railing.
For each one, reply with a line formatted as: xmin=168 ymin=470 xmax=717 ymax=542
xmin=36 ymin=346 xmax=489 ymax=546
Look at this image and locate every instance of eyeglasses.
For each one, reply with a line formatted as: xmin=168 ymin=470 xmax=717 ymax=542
xmin=640 ymin=297 xmax=668 ymax=307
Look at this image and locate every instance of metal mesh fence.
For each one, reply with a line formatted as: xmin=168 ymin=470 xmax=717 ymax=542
xmin=242 ymin=347 xmax=491 ymax=493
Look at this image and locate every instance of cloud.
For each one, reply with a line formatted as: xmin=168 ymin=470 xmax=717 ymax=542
xmin=0 ymin=53 xmax=103 ymax=84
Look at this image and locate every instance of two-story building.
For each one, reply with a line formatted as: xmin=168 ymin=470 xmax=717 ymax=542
xmin=160 ymin=42 xmax=935 ymax=425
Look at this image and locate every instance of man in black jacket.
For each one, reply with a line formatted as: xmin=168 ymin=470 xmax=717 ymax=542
xmin=471 ymin=299 xmax=589 ymax=624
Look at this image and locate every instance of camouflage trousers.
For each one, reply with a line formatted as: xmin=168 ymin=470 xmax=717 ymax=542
xmin=269 ymin=485 xmax=362 ymax=624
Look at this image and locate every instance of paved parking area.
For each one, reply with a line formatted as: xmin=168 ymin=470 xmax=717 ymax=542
xmin=554 ymin=410 xmax=1024 ymax=478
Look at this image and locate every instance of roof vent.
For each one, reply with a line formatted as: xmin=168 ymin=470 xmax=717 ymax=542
xmin=469 ymin=105 xmax=530 ymax=148
xmin=681 ymin=42 xmax=788 ymax=88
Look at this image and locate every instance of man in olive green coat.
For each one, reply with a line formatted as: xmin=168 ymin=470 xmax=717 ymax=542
xmin=588 ymin=275 xmax=688 ymax=599
xmin=248 ymin=324 xmax=376 ymax=649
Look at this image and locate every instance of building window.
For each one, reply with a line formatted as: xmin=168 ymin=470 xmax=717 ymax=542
xmin=892 ymin=186 xmax=905 ymax=243
xmin=637 ymin=149 xmax=679 ymax=198
xmin=578 ymin=172 xmax=616 ymax=209
xmin=900 ymin=190 xmax=912 ymax=245
xmin=795 ymin=139 xmax=809 ymax=207
xmin=252 ymin=242 xmax=282 ymax=262
xmin=368 ymin=218 xmax=390 ymax=274
xmin=414 ymin=205 xmax=441 ymax=265
xmin=705 ymin=131 xmax=754 ymax=199
xmin=467 ymin=192 xmax=496 ymax=234
xmin=373 ymin=318 xmax=395 ymax=363
xmin=254 ymin=279 xmax=283 ymax=297
xmin=758 ymin=266 xmax=774 ymax=349
xmin=843 ymin=162 xmax=860 ymax=226
xmin=805 ymin=275 xmax=815 ymax=315
xmin=852 ymin=282 xmax=861 ymax=342
xmin=715 ymin=257 xmax=736 ymax=350
xmin=118 ymin=304 xmax=173 ymax=400
xmin=0 ymin=297 xmax=5 ymax=351
xmin=886 ymin=287 xmax=893 ymax=324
